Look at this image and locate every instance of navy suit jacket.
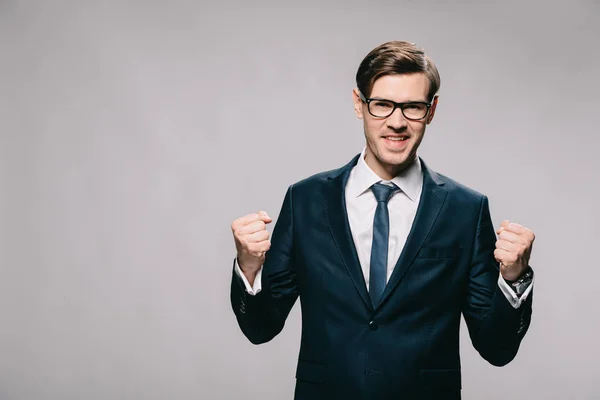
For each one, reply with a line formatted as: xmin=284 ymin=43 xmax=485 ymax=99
xmin=231 ymin=154 xmax=532 ymax=400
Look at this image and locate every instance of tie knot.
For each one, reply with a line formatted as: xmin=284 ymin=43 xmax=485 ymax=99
xmin=371 ymin=182 xmax=398 ymax=203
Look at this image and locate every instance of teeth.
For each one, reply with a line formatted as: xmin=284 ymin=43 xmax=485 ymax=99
xmin=386 ymin=137 xmax=407 ymax=141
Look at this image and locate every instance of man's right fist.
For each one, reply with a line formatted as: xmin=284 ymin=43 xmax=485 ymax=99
xmin=231 ymin=211 xmax=273 ymax=275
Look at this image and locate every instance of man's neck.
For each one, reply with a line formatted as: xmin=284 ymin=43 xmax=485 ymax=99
xmin=364 ymin=151 xmax=417 ymax=181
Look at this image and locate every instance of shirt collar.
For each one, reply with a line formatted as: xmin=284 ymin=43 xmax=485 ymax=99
xmin=349 ymin=147 xmax=423 ymax=202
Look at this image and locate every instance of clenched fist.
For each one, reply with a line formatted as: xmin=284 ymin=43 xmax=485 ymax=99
xmin=231 ymin=211 xmax=273 ymax=281
xmin=494 ymin=220 xmax=535 ymax=281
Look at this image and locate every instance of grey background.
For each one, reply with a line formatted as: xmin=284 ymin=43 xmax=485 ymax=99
xmin=1 ymin=0 xmax=599 ymax=399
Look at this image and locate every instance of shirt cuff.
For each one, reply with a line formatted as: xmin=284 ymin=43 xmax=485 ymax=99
xmin=234 ymin=258 xmax=263 ymax=296
xmin=497 ymin=273 xmax=534 ymax=309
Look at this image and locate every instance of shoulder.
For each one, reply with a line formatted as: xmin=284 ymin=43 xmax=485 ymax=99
xmin=286 ymin=154 xmax=360 ymax=194
xmin=439 ymin=173 xmax=485 ymax=200
xmin=427 ymin=169 xmax=495 ymax=226
xmin=294 ymin=168 xmax=337 ymax=187
xmin=284 ymin=168 xmax=338 ymax=202
xmin=424 ymin=161 xmax=488 ymax=209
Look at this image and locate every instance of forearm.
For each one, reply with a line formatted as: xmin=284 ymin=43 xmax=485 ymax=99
xmin=230 ymin=266 xmax=286 ymax=344
xmin=466 ymin=284 xmax=533 ymax=366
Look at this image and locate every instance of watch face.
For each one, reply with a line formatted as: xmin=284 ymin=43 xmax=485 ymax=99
xmin=512 ymin=273 xmax=533 ymax=296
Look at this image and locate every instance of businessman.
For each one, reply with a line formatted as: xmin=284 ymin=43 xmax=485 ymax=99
xmin=230 ymin=40 xmax=534 ymax=399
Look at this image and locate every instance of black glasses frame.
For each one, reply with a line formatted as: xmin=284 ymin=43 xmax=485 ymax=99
xmin=358 ymin=91 xmax=433 ymax=120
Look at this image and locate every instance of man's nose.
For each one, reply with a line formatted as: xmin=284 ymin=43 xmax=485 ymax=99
xmin=386 ymin=107 xmax=408 ymax=130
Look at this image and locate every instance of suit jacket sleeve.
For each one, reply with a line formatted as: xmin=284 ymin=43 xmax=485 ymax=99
xmin=462 ymin=195 xmax=533 ymax=366
xmin=230 ymin=184 xmax=299 ymax=345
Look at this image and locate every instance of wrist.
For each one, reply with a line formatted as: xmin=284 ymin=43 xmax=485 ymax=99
xmin=502 ymin=265 xmax=532 ymax=283
xmin=503 ymin=266 xmax=534 ymax=297
xmin=237 ymin=257 xmax=260 ymax=276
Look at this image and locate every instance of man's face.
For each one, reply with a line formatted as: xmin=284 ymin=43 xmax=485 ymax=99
xmin=353 ymin=73 xmax=438 ymax=180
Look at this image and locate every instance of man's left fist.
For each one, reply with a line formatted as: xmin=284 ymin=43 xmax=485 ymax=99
xmin=494 ymin=220 xmax=535 ymax=281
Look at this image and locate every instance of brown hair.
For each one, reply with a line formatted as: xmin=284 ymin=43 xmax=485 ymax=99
xmin=356 ymin=40 xmax=440 ymax=101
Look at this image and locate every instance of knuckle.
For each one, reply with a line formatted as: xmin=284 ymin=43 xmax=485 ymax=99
xmin=258 ymin=244 xmax=269 ymax=253
xmin=246 ymin=242 xmax=257 ymax=252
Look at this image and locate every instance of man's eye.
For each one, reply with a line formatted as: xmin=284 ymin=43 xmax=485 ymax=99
xmin=373 ymin=101 xmax=392 ymax=108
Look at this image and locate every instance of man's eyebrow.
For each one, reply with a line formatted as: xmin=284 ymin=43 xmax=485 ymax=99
xmin=370 ymin=96 xmax=429 ymax=103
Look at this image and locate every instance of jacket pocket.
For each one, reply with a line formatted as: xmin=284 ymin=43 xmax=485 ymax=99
xmin=416 ymin=246 xmax=462 ymax=259
xmin=295 ymin=361 xmax=325 ymax=383
xmin=420 ymin=369 xmax=461 ymax=390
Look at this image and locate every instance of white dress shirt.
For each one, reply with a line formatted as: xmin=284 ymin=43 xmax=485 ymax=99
xmin=235 ymin=148 xmax=533 ymax=308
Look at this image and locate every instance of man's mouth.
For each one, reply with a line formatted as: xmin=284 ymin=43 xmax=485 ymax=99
xmin=382 ymin=135 xmax=409 ymax=141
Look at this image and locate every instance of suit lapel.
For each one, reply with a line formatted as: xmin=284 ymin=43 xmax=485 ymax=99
xmin=321 ymin=154 xmax=373 ymax=311
xmin=375 ymin=159 xmax=448 ymax=310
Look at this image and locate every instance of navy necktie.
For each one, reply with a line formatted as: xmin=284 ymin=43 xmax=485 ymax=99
xmin=369 ymin=182 xmax=398 ymax=307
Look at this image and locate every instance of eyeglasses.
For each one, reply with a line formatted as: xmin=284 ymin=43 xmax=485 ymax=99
xmin=358 ymin=91 xmax=432 ymax=120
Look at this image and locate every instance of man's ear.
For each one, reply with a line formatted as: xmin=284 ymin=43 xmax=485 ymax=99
xmin=426 ymin=95 xmax=439 ymax=124
xmin=352 ymin=88 xmax=364 ymax=119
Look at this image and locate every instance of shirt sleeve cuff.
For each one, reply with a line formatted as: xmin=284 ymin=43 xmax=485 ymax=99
xmin=234 ymin=258 xmax=263 ymax=296
xmin=497 ymin=274 xmax=534 ymax=309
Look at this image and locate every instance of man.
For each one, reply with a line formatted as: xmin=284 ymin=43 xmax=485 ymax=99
xmin=230 ymin=40 xmax=534 ymax=399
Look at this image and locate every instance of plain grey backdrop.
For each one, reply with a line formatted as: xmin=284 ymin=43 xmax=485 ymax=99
xmin=1 ymin=0 xmax=599 ymax=399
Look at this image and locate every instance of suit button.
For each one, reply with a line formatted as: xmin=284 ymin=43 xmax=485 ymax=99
xmin=368 ymin=320 xmax=378 ymax=330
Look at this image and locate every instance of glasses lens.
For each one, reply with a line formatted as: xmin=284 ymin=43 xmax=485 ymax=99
xmin=368 ymin=100 xmax=395 ymax=118
xmin=402 ymin=103 xmax=428 ymax=120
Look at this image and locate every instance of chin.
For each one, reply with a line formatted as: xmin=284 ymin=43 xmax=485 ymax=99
xmin=384 ymin=152 xmax=416 ymax=169
xmin=381 ymin=149 xmax=410 ymax=163
xmin=386 ymin=157 xmax=410 ymax=169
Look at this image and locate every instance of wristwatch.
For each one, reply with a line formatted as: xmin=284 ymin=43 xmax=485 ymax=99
xmin=505 ymin=266 xmax=534 ymax=297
